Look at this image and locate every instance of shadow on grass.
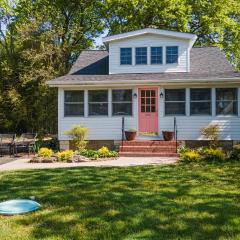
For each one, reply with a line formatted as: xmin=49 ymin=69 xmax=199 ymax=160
xmin=0 ymin=162 xmax=240 ymax=240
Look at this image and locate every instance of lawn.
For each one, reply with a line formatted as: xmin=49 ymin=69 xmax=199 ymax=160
xmin=0 ymin=162 xmax=240 ymax=240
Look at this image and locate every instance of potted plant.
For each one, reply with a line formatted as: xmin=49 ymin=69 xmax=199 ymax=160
xmin=162 ymin=131 xmax=175 ymax=141
xmin=125 ymin=129 xmax=137 ymax=141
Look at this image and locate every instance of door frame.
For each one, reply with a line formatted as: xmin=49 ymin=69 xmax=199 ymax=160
xmin=138 ymin=87 xmax=159 ymax=134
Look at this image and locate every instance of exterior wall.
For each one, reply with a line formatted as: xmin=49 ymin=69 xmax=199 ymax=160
xmin=159 ymin=87 xmax=240 ymax=140
xmin=58 ymin=86 xmax=240 ymax=142
xmin=58 ymin=88 xmax=138 ymax=141
xmin=109 ymin=34 xmax=190 ymax=74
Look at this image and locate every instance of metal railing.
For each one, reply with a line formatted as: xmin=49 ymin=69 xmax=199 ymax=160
xmin=174 ymin=117 xmax=178 ymax=153
xmin=121 ymin=117 xmax=125 ymax=147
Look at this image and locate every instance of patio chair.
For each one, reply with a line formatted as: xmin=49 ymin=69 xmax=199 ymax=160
xmin=0 ymin=134 xmax=15 ymax=156
xmin=14 ymin=133 xmax=38 ymax=155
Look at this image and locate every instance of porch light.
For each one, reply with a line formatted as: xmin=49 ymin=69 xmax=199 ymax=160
xmin=160 ymin=92 xmax=164 ymax=98
xmin=133 ymin=93 xmax=137 ymax=98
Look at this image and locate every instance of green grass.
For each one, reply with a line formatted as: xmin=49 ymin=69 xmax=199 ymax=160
xmin=0 ymin=162 xmax=240 ymax=240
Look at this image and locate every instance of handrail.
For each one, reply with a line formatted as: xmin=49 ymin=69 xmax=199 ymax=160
xmin=174 ymin=117 xmax=178 ymax=153
xmin=122 ymin=117 xmax=125 ymax=147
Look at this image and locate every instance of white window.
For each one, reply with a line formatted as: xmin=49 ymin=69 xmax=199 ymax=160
xmin=165 ymin=89 xmax=185 ymax=115
xmin=120 ymin=48 xmax=132 ymax=65
xmin=88 ymin=90 xmax=108 ymax=116
xmin=64 ymin=91 xmax=84 ymax=116
xmin=112 ymin=90 xmax=132 ymax=116
xmin=216 ymin=88 xmax=238 ymax=115
xmin=135 ymin=47 xmax=147 ymax=64
xmin=190 ymin=88 xmax=211 ymax=115
xmin=166 ymin=46 xmax=178 ymax=64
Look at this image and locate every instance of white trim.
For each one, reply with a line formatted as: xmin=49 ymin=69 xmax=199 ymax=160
xmin=103 ymin=28 xmax=197 ymax=47
xmin=84 ymin=90 xmax=88 ymax=117
xmin=48 ymin=78 xmax=240 ymax=88
xmin=212 ymin=88 xmax=216 ymax=117
xmin=186 ymin=88 xmax=190 ymax=116
xmin=108 ymin=89 xmax=112 ymax=117
xmin=238 ymin=88 xmax=240 ymax=117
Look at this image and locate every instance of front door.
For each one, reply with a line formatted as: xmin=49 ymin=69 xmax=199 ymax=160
xmin=138 ymin=88 xmax=158 ymax=133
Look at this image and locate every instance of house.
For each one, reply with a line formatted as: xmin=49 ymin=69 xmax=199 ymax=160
xmin=47 ymin=28 xmax=240 ymax=155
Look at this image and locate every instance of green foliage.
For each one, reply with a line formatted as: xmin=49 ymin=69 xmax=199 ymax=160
xmin=56 ymin=150 xmax=74 ymax=161
xmin=38 ymin=147 xmax=53 ymax=158
xmin=201 ymin=124 xmax=220 ymax=148
xmin=65 ymin=125 xmax=88 ymax=151
xmin=201 ymin=148 xmax=226 ymax=162
xmin=230 ymin=144 xmax=240 ymax=160
xmin=80 ymin=147 xmax=118 ymax=159
xmin=178 ymin=146 xmax=191 ymax=154
xmin=180 ymin=150 xmax=200 ymax=162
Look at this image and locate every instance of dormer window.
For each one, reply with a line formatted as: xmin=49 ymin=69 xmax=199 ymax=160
xmin=120 ymin=48 xmax=132 ymax=65
xmin=151 ymin=47 xmax=163 ymax=64
xmin=135 ymin=47 xmax=147 ymax=64
xmin=166 ymin=46 xmax=178 ymax=64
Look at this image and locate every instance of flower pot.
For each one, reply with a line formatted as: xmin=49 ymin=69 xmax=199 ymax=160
xmin=162 ymin=131 xmax=175 ymax=141
xmin=125 ymin=131 xmax=137 ymax=141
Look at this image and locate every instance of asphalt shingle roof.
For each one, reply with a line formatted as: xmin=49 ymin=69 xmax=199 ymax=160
xmin=47 ymin=47 xmax=240 ymax=85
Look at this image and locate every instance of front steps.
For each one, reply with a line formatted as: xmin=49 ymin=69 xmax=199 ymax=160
xmin=119 ymin=140 xmax=179 ymax=157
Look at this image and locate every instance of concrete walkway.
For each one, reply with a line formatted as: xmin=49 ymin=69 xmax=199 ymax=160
xmin=0 ymin=156 xmax=178 ymax=171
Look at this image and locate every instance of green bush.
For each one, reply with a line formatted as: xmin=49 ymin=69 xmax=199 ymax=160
xmin=180 ymin=150 xmax=200 ymax=162
xmin=38 ymin=147 xmax=53 ymax=158
xmin=65 ymin=125 xmax=88 ymax=151
xmin=202 ymin=148 xmax=226 ymax=161
xmin=230 ymin=144 xmax=240 ymax=160
xmin=56 ymin=150 xmax=74 ymax=161
xmin=178 ymin=146 xmax=191 ymax=154
xmin=201 ymin=124 xmax=220 ymax=148
xmin=79 ymin=148 xmax=118 ymax=159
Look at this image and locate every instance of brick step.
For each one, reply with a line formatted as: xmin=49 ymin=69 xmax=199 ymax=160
xmin=122 ymin=140 xmax=177 ymax=146
xmin=120 ymin=146 xmax=177 ymax=153
xmin=119 ymin=152 xmax=179 ymax=157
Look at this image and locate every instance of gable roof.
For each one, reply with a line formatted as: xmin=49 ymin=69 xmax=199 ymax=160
xmin=103 ymin=28 xmax=197 ymax=48
xmin=47 ymin=47 xmax=240 ymax=86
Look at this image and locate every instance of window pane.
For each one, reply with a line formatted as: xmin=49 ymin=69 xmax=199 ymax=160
xmin=165 ymin=89 xmax=185 ymax=101
xmin=216 ymin=88 xmax=237 ymax=101
xmin=120 ymin=48 xmax=132 ymax=65
xmin=166 ymin=46 xmax=178 ymax=64
xmin=216 ymin=88 xmax=238 ymax=115
xmin=65 ymin=91 xmax=84 ymax=102
xmin=112 ymin=90 xmax=132 ymax=102
xmin=64 ymin=104 xmax=84 ymax=116
xmin=190 ymin=89 xmax=211 ymax=101
xmin=135 ymin=47 xmax=147 ymax=64
xmin=165 ymin=102 xmax=185 ymax=115
xmin=216 ymin=101 xmax=237 ymax=115
xmin=89 ymin=103 xmax=108 ymax=116
xmin=151 ymin=47 xmax=163 ymax=64
xmin=112 ymin=103 xmax=132 ymax=116
xmin=191 ymin=102 xmax=211 ymax=115
xmin=89 ymin=90 xmax=108 ymax=102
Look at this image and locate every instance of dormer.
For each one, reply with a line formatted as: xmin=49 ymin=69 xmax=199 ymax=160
xmin=103 ymin=28 xmax=197 ymax=74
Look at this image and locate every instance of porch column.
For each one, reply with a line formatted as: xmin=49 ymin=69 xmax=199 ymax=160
xmin=84 ymin=89 xmax=88 ymax=117
xmin=212 ymin=88 xmax=216 ymax=116
xmin=108 ymin=89 xmax=112 ymax=117
xmin=186 ymin=88 xmax=190 ymax=116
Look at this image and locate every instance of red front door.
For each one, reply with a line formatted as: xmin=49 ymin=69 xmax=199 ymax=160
xmin=138 ymin=88 xmax=158 ymax=133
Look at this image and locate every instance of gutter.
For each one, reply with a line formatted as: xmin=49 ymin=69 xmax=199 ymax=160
xmin=47 ymin=77 xmax=240 ymax=88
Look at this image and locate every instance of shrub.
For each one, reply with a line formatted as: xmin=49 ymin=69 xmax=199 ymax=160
xmin=230 ymin=144 xmax=240 ymax=160
xmin=178 ymin=146 xmax=191 ymax=154
xmin=57 ymin=150 xmax=74 ymax=161
xmin=201 ymin=124 xmax=220 ymax=148
xmin=202 ymin=148 xmax=226 ymax=161
xmin=38 ymin=147 xmax=53 ymax=158
xmin=65 ymin=125 xmax=88 ymax=151
xmin=79 ymin=147 xmax=118 ymax=159
xmin=180 ymin=150 xmax=200 ymax=162
xmin=98 ymin=146 xmax=110 ymax=158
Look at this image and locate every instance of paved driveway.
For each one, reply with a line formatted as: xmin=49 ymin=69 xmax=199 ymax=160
xmin=0 ymin=156 xmax=178 ymax=171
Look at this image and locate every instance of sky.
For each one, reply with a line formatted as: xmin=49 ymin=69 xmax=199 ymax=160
xmin=94 ymin=29 xmax=108 ymax=47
